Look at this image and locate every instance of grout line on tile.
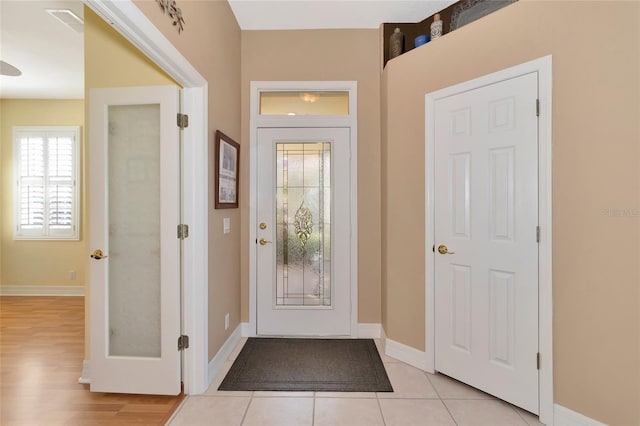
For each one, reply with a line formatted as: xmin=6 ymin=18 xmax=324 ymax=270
xmin=239 ymin=394 xmax=252 ymax=426
xmin=424 ymin=372 xmax=445 ymax=400
xmin=311 ymin=394 xmax=316 ymax=426
xmin=375 ymin=394 xmax=387 ymax=426
xmin=511 ymin=404 xmax=537 ymax=426
xmin=440 ymin=399 xmax=460 ymax=426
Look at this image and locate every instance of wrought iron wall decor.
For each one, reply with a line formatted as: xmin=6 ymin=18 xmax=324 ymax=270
xmin=156 ymin=0 xmax=185 ymax=33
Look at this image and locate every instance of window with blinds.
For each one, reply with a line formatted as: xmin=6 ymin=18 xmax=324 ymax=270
xmin=13 ymin=126 xmax=80 ymax=240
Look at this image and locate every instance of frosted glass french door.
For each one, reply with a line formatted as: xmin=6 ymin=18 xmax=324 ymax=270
xmin=89 ymin=86 xmax=181 ymax=395
xmin=256 ymin=128 xmax=351 ymax=336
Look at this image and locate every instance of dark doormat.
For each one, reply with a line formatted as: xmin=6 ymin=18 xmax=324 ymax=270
xmin=218 ymin=338 xmax=393 ymax=392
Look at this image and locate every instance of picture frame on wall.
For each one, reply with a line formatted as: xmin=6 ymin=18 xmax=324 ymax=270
xmin=214 ymin=130 xmax=239 ymax=209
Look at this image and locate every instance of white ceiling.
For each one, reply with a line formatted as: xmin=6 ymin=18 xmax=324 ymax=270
xmin=0 ymin=1 xmax=85 ymax=99
xmin=228 ymin=0 xmax=456 ymax=30
xmin=0 ymin=0 xmax=455 ymax=99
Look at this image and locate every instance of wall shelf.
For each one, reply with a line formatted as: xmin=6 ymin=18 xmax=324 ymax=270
xmin=382 ymin=0 xmax=517 ymax=68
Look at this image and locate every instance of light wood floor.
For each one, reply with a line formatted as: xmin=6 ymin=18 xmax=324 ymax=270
xmin=0 ymin=296 xmax=184 ymax=426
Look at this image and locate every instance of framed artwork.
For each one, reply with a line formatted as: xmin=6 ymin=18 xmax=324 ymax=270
xmin=214 ymin=130 xmax=239 ymax=209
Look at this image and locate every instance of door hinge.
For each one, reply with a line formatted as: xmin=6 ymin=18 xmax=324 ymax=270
xmin=536 ymin=226 xmax=541 ymax=243
xmin=177 ymin=224 xmax=189 ymax=239
xmin=536 ymin=99 xmax=540 ymax=117
xmin=177 ymin=113 xmax=189 ymax=129
xmin=178 ymin=335 xmax=189 ymax=351
xmin=536 ymin=352 xmax=540 ymax=370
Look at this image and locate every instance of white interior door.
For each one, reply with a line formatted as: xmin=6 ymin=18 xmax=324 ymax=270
xmin=89 ymin=85 xmax=181 ymax=395
xmin=434 ymin=73 xmax=539 ymax=413
xmin=256 ymin=127 xmax=351 ymax=336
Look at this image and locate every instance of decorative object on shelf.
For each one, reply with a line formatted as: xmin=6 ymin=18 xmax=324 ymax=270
xmin=389 ymin=27 xmax=404 ymax=59
xmin=156 ymin=0 xmax=185 ymax=33
xmin=414 ymin=34 xmax=430 ymax=47
xmin=431 ymin=13 xmax=443 ymax=39
xmin=450 ymin=0 xmax=517 ymax=31
xmin=214 ymin=130 xmax=240 ymax=209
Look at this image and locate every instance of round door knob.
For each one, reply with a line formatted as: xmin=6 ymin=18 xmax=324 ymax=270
xmin=437 ymin=245 xmax=455 ymax=255
xmin=90 ymin=249 xmax=108 ymax=260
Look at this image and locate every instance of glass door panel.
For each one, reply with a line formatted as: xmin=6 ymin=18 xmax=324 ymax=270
xmin=275 ymin=142 xmax=331 ymax=307
xmin=107 ymin=104 xmax=161 ymax=357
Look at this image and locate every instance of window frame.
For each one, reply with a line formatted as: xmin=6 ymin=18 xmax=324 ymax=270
xmin=13 ymin=126 xmax=81 ymax=240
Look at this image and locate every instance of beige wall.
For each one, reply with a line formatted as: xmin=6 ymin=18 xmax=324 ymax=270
xmin=84 ymin=6 xmax=177 ymax=358
xmin=132 ymin=0 xmax=242 ymax=360
xmin=0 ymin=99 xmax=86 ymax=288
xmin=240 ymin=29 xmax=382 ymax=324
xmin=381 ymin=1 xmax=639 ymax=425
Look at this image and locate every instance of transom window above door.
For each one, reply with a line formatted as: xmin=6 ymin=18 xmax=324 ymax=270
xmin=259 ymin=91 xmax=349 ymax=116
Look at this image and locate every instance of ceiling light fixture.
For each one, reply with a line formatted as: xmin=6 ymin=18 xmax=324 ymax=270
xmin=0 ymin=61 xmax=22 ymax=77
xmin=46 ymin=9 xmax=84 ymax=34
xmin=300 ymin=93 xmax=319 ymax=103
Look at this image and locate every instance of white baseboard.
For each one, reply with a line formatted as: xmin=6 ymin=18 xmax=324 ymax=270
xmin=207 ymin=324 xmax=242 ymax=387
xmin=240 ymin=322 xmax=382 ymax=339
xmin=78 ymin=360 xmax=91 ymax=384
xmin=358 ymin=323 xmax=382 ymax=338
xmin=554 ymin=404 xmax=607 ymax=426
xmin=241 ymin=322 xmax=255 ymax=337
xmin=381 ymin=328 xmax=428 ymax=371
xmin=0 ymin=285 xmax=84 ymax=296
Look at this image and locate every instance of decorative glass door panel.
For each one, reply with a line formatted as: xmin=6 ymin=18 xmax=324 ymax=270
xmin=275 ymin=142 xmax=331 ymax=307
xmin=257 ymin=128 xmax=351 ymax=336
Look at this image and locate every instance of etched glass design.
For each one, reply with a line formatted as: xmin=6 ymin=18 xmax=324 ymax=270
xmin=276 ymin=142 xmax=331 ymax=306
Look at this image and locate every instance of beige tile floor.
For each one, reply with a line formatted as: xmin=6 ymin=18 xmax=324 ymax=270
xmin=168 ymin=338 xmax=544 ymax=426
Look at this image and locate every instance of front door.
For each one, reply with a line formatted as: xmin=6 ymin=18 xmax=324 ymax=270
xmin=434 ymin=73 xmax=539 ymax=413
xmin=89 ymin=85 xmax=182 ymax=395
xmin=256 ymin=127 xmax=351 ymax=336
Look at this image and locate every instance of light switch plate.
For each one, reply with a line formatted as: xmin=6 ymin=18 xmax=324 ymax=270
xmin=223 ymin=218 xmax=230 ymax=234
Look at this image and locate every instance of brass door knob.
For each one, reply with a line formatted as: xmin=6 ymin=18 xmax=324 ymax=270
xmin=259 ymin=223 xmax=267 ymax=230
xmin=437 ymin=245 xmax=455 ymax=255
xmin=90 ymin=249 xmax=108 ymax=260
xmin=259 ymin=238 xmax=272 ymax=246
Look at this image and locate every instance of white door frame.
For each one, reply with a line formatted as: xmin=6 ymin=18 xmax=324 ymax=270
xmin=249 ymin=81 xmax=358 ymax=337
xmin=425 ymin=56 xmax=553 ymax=424
xmin=84 ymin=0 xmax=209 ymax=395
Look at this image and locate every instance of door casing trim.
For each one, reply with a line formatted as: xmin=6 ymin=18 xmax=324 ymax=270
xmin=249 ymin=81 xmax=358 ymax=338
xmin=425 ymin=56 xmax=553 ymax=424
xmin=83 ymin=0 xmax=209 ymax=395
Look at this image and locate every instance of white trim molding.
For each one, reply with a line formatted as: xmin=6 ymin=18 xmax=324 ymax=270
xmin=249 ymin=81 xmax=359 ymax=338
xmin=83 ymin=0 xmax=209 ymax=395
xmin=241 ymin=322 xmax=255 ymax=338
xmin=78 ymin=360 xmax=91 ymax=384
xmin=554 ymin=405 xmax=608 ymax=426
xmin=208 ymin=324 xmax=242 ymax=386
xmin=0 ymin=285 xmax=85 ymax=296
xmin=357 ymin=323 xmax=382 ymax=339
xmin=383 ymin=336 xmax=428 ymax=371
xmin=425 ymin=56 xmax=553 ymax=424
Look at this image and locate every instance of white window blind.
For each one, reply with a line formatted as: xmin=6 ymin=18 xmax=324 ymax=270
xmin=14 ymin=126 xmax=80 ymax=240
